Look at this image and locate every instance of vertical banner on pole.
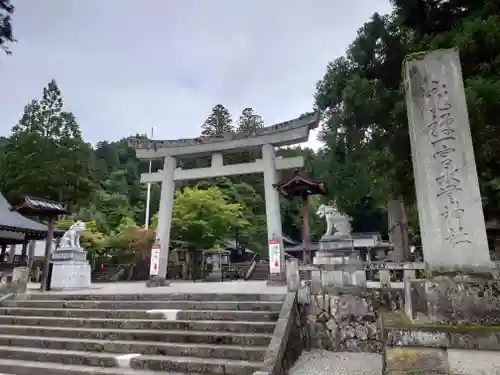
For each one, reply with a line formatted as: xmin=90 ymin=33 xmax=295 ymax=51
xmin=268 ymin=237 xmax=281 ymax=274
xmin=149 ymin=243 xmax=161 ymax=276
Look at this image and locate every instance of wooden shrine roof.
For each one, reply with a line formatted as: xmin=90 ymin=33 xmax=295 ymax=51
xmin=274 ymin=169 xmax=328 ymax=198
xmin=11 ymin=196 xmax=67 ymax=217
xmin=0 ymin=194 xmax=64 ymax=242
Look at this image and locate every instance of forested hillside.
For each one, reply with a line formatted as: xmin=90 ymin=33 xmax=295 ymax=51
xmin=1 ymin=0 xmax=498 ymax=256
xmin=0 ymin=80 xmax=347 ymax=255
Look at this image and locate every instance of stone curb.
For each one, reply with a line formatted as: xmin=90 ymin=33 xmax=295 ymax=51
xmin=258 ymin=291 xmax=297 ymax=375
xmin=385 ymin=326 xmax=500 ymax=350
xmin=0 ymin=293 xmax=13 ymax=303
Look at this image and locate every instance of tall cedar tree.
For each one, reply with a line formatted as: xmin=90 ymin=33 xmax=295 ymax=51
xmin=201 ymin=104 xmax=233 ymax=136
xmin=0 ymin=80 xmax=96 ymax=207
xmin=236 ymin=108 xmax=264 ymax=133
xmin=0 ymin=0 xmax=14 ymax=54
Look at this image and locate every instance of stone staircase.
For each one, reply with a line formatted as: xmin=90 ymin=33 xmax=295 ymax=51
xmin=91 ymin=264 xmax=120 ymax=282
xmin=0 ymin=291 xmax=284 ymax=374
xmin=248 ymin=262 xmax=270 ymax=281
xmin=91 ymin=264 xmax=131 ymax=282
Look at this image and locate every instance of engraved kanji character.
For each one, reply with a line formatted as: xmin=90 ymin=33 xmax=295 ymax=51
xmin=438 ymin=112 xmax=455 ymax=136
xmin=441 ymin=158 xmax=453 ymax=169
xmin=425 ymin=80 xmax=440 ymax=97
xmin=436 ymin=167 xmax=462 ymax=197
xmin=440 ymin=205 xmax=450 ymax=219
xmin=445 ymin=226 xmax=472 ymax=247
xmin=432 ymin=136 xmax=456 ymax=158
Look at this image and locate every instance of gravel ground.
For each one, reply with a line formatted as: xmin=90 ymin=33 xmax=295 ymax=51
xmin=289 ymin=349 xmax=500 ymax=375
xmin=448 ymin=349 xmax=500 ymax=375
xmin=289 ymin=350 xmax=382 ymax=375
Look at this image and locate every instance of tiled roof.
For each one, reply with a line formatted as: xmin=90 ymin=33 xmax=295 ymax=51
xmin=0 ymin=194 xmax=55 ymax=233
xmin=25 ymin=197 xmax=66 ymax=212
xmin=12 ymin=196 xmax=67 ymax=216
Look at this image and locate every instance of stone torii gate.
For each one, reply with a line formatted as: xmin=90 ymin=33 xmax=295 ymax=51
xmin=129 ymin=112 xmax=319 ymax=286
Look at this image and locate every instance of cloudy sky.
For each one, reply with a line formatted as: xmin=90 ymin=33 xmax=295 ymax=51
xmin=1 ymin=0 xmax=392 ymax=149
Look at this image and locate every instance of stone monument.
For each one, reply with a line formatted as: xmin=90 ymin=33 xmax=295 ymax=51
xmin=313 ymin=203 xmax=366 ymax=286
xmin=50 ymin=221 xmax=91 ymax=289
xmin=404 ymin=48 xmax=498 ymax=324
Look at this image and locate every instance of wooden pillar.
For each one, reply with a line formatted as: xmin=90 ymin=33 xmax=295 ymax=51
xmin=8 ymin=244 xmax=16 ymax=262
xmin=27 ymin=240 xmax=36 ymax=275
xmin=21 ymin=241 xmax=29 ymax=264
xmin=41 ymin=217 xmax=55 ymax=291
xmin=301 ymin=194 xmax=311 ymax=263
xmin=0 ymin=245 xmax=7 ymax=261
xmin=387 ymin=198 xmax=411 ymax=261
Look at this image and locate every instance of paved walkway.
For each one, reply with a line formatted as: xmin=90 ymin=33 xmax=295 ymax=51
xmin=27 ymin=280 xmax=287 ymax=295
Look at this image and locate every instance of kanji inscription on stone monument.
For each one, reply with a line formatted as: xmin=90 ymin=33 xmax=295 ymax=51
xmin=404 ymin=49 xmax=491 ymax=268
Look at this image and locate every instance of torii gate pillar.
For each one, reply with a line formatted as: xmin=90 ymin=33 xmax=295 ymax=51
xmin=262 ymin=144 xmax=285 ymax=282
xmin=150 ymin=155 xmax=176 ymax=287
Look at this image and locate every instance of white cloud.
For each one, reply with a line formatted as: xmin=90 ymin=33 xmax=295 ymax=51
xmin=0 ymin=0 xmax=392 ymax=150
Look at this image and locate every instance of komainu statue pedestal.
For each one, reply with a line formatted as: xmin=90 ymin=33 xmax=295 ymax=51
xmin=313 ymin=234 xmax=367 ymax=287
xmin=50 ymin=221 xmax=91 ymax=290
xmin=50 ymin=249 xmax=91 ymax=289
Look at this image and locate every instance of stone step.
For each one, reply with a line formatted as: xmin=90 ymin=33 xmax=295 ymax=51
xmin=18 ymin=293 xmax=285 ymax=302
xmin=0 ymin=334 xmax=267 ymax=361
xmin=3 ymin=299 xmax=283 ymax=311
xmin=0 ymin=359 xmax=187 ymax=375
xmin=0 ymin=346 xmax=261 ymax=375
xmin=0 ymin=307 xmax=279 ymax=321
xmin=0 ymin=316 xmax=276 ymax=333
xmin=0 ymin=325 xmax=272 ymax=346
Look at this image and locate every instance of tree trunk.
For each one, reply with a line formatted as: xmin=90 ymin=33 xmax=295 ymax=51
xmin=387 ymin=197 xmax=411 ymax=261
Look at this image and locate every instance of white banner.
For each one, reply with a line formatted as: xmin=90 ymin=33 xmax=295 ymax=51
xmin=149 ymin=243 xmax=161 ymax=276
xmin=268 ymin=238 xmax=281 ymax=274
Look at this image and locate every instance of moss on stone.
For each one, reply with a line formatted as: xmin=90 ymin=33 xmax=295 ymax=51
xmin=382 ymin=311 xmax=500 ymax=330
xmin=430 ymin=322 xmax=500 ymax=330
xmin=381 ymin=310 xmax=500 ymax=330
xmin=386 ymin=347 xmax=448 ymax=374
xmin=425 ymin=270 xmax=495 ymax=280
xmin=381 ymin=311 xmax=412 ymax=326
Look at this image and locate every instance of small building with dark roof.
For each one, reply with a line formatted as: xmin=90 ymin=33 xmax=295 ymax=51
xmin=0 ymin=194 xmax=64 ymax=245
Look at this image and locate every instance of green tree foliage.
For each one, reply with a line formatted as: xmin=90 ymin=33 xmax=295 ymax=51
xmin=105 ymin=217 xmax=154 ymax=260
xmin=394 ymin=0 xmax=500 ymax=219
xmin=315 ymin=13 xmax=409 ymax=213
xmin=201 ymin=104 xmax=233 ymax=136
xmin=280 ymin=194 xmax=325 ymax=243
xmin=236 ymin=108 xmax=264 ymax=133
xmin=196 ymin=177 xmax=267 ymax=251
xmin=315 ymin=0 xmax=500 ymax=225
xmin=0 ymin=0 xmax=14 ymax=54
xmin=0 ymin=80 xmax=96 ymax=206
xmin=0 ymin=77 xmax=390 ymax=260
xmin=170 ymin=187 xmax=249 ymax=250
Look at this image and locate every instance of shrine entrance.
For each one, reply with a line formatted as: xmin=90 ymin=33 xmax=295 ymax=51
xmin=129 ymin=112 xmax=319 ymax=286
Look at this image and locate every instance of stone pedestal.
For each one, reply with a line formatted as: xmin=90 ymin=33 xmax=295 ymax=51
xmin=50 ymin=248 xmax=91 ymax=290
xmin=203 ymin=260 xmax=222 ymax=282
xmin=11 ymin=267 xmax=29 ymax=293
xmin=313 ymin=235 xmax=366 ymax=287
xmin=146 ymin=276 xmax=170 ymax=287
xmin=407 ymin=268 xmax=500 ymax=324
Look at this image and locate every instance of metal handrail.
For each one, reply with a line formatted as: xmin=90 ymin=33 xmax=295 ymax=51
xmin=245 ymin=252 xmax=259 ymax=280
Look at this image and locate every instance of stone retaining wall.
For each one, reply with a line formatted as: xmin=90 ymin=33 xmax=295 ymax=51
xmin=303 ymin=286 xmax=403 ymax=353
xmin=287 ymin=259 xmax=500 ymax=356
